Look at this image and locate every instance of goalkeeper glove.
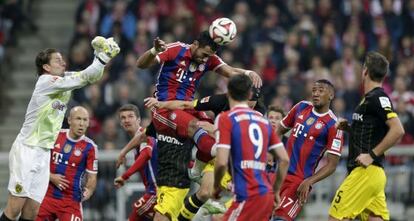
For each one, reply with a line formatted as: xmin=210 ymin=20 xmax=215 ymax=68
xmin=91 ymin=36 xmax=120 ymax=64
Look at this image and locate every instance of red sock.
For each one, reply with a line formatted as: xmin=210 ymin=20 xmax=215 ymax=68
xmin=193 ymin=129 xmax=214 ymax=162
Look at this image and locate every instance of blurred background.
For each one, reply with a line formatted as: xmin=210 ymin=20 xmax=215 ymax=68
xmin=0 ymin=0 xmax=413 ymax=220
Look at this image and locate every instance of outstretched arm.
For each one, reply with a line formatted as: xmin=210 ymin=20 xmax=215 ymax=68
xmin=216 ymin=65 xmax=262 ymax=88
xmin=144 ymin=97 xmax=194 ymax=110
xmin=136 ymin=37 xmax=166 ymax=69
xmin=116 ymin=131 xmax=147 ymax=168
xmin=114 ymin=147 xmax=152 ymax=188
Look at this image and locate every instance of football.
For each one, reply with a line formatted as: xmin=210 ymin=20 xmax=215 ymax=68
xmin=209 ymin=17 xmax=237 ymax=45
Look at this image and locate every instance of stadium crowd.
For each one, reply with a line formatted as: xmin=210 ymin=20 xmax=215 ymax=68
xmin=67 ymin=0 xmax=414 ymax=155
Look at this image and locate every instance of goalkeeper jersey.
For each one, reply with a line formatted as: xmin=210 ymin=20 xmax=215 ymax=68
xmin=15 ymin=59 xmax=104 ymax=149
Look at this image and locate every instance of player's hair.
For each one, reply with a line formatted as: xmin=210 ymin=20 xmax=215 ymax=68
xmin=363 ymin=51 xmax=389 ymax=82
xmin=197 ymin=31 xmax=219 ymax=52
xmin=315 ymin=79 xmax=335 ymax=92
xmin=228 ymin=74 xmax=252 ymax=101
xmin=267 ymin=105 xmax=285 ymax=118
xmin=35 ymin=48 xmax=58 ymax=76
xmin=118 ymin=104 xmax=140 ymax=118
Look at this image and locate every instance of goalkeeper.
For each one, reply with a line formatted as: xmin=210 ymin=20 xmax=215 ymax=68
xmin=0 ymin=36 xmax=120 ymax=221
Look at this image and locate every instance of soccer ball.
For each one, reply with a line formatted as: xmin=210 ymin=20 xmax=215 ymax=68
xmin=209 ymin=18 xmax=237 ymax=45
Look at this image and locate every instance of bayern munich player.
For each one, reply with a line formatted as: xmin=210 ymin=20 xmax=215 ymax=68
xmin=114 ymin=104 xmax=158 ymax=221
xmin=36 ymin=106 xmax=98 ymax=221
xmin=136 ymin=31 xmax=262 ymax=175
xmin=214 ymin=74 xmax=289 ymax=221
xmin=272 ymin=79 xmax=344 ymax=221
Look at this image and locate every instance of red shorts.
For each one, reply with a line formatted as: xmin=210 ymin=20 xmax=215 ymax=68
xmin=36 ymin=196 xmax=82 ymax=221
xmin=274 ymin=175 xmax=310 ymax=221
xmin=223 ymin=193 xmax=273 ymax=221
xmin=128 ymin=193 xmax=157 ymax=221
xmin=151 ymin=108 xmax=211 ymax=138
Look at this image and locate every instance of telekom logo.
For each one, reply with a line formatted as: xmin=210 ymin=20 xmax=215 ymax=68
xmin=293 ymin=123 xmax=305 ymax=138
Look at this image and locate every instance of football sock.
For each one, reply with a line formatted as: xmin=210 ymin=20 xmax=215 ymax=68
xmin=177 ymin=194 xmax=205 ymax=221
xmin=193 ymin=128 xmax=214 ymax=162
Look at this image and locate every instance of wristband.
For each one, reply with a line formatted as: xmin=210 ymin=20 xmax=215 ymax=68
xmin=150 ymin=47 xmax=158 ymax=56
xmin=369 ymin=149 xmax=380 ymax=162
xmin=244 ymin=70 xmax=251 ymax=76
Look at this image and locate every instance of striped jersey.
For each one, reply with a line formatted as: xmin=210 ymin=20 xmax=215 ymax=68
xmin=281 ymin=101 xmax=343 ymax=179
xmin=46 ymin=129 xmax=98 ymax=202
xmin=134 ymin=136 xmax=158 ymax=194
xmin=215 ymin=105 xmax=284 ymax=201
xmin=154 ymin=42 xmax=225 ymax=101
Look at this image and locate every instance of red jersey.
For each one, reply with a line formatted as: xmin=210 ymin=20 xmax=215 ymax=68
xmin=46 ymin=129 xmax=98 ymax=202
xmin=215 ymin=105 xmax=283 ymax=201
xmin=281 ymin=101 xmax=343 ymax=179
xmin=155 ymin=42 xmax=225 ymax=101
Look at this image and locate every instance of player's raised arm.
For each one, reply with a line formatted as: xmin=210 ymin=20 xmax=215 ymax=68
xmin=215 ymin=65 xmax=262 ymax=88
xmin=136 ymin=37 xmax=166 ymax=69
xmin=116 ymin=130 xmax=147 ymax=168
xmin=39 ymin=37 xmax=119 ymax=94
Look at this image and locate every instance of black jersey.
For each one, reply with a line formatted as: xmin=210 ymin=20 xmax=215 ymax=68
xmin=194 ymin=93 xmax=266 ymax=116
xmin=145 ymin=123 xmax=192 ymax=188
xmin=347 ymin=87 xmax=398 ymax=172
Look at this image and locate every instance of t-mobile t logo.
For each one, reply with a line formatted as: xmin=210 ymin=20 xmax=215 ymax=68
xmin=293 ymin=123 xmax=305 ymax=138
xmin=52 ymin=151 xmax=63 ymax=164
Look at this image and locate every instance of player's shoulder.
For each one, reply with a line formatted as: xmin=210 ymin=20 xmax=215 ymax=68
xmin=366 ymin=87 xmax=389 ymax=100
xmin=292 ymin=100 xmax=313 ymax=111
xmin=366 ymin=87 xmax=392 ymax=108
xmin=326 ymin=109 xmax=338 ymax=122
xmin=166 ymin=41 xmax=189 ymax=50
xmin=78 ymin=135 xmax=98 ymax=151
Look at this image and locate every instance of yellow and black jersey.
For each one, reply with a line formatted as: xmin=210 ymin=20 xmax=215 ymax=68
xmin=347 ymin=87 xmax=398 ymax=172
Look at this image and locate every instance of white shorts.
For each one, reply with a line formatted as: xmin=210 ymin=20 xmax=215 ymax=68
xmin=8 ymin=140 xmax=50 ymax=203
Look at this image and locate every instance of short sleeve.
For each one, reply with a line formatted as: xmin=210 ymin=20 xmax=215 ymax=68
xmin=268 ymin=125 xmax=284 ymax=151
xmin=194 ymin=94 xmax=227 ymax=114
xmin=156 ymin=43 xmax=182 ymax=63
xmin=214 ymin=113 xmax=232 ymax=149
xmin=139 ymin=137 xmax=156 ymax=155
xmin=325 ymin=126 xmax=344 ymax=157
xmin=373 ymin=95 xmax=398 ymax=122
xmin=207 ymin=55 xmax=226 ymax=72
xmin=86 ymin=144 xmax=98 ymax=174
xmin=281 ymin=101 xmax=306 ymax=129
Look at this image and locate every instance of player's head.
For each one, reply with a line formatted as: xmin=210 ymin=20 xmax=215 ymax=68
xmin=267 ymin=105 xmax=285 ymax=129
xmin=68 ymin=106 xmax=90 ymax=139
xmin=312 ymin=79 xmax=335 ymax=109
xmin=362 ymin=51 xmax=389 ymax=83
xmin=35 ymin=48 xmax=66 ymax=76
xmin=118 ymin=104 xmax=140 ymax=133
xmin=227 ymin=74 xmax=253 ymax=102
xmin=192 ymin=31 xmax=219 ymax=64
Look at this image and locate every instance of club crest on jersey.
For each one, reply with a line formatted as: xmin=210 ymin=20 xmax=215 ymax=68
xmin=15 ymin=183 xmax=23 ymax=193
xmin=170 ymin=113 xmax=177 ymax=120
xmin=189 ymin=62 xmax=197 ymax=72
xmin=198 ymin=64 xmax=205 ymax=72
xmin=306 ymin=117 xmax=315 ymax=125
xmin=315 ymin=122 xmax=323 ymax=129
xmin=74 ymin=147 xmax=82 ymax=157
xmin=63 ymin=144 xmax=72 ymax=153
xmin=51 ymin=100 xmax=66 ymax=111
xmin=200 ymin=96 xmax=210 ymax=103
